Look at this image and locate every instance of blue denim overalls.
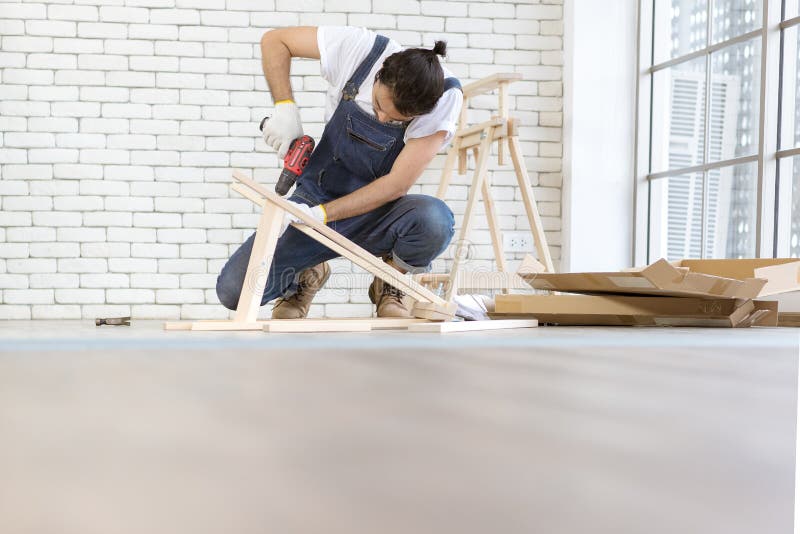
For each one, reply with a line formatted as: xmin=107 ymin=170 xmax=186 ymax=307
xmin=217 ymin=34 xmax=462 ymax=310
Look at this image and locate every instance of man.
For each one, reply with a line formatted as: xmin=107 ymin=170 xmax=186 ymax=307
xmin=216 ymin=26 xmax=462 ymax=318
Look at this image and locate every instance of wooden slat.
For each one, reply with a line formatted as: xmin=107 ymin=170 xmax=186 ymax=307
xmin=478 ymin=148 xmax=508 ymax=293
xmin=507 ymin=135 xmax=555 ymax=273
xmin=264 ymin=319 xmax=372 ymax=333
xmin=231 ymin=171 xmax=451 ymax=309
xmin=454 ymin=117 xmax=505 ymax=139
xmin=445 ymin=128 xmax=495 ymax=301
xmin=408 ymin=319 xmax=538 ymax=333
xmin=461 ymin=72 xmax=523 ymax=98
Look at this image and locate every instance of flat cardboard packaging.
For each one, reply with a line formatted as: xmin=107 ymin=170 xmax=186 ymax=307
xmin=519 ymin=258 xmax=766 ymax=299
xmin=492 ymin=294 xmax=778 ymax=327
xmin=673 ymin=258 xmax=800 ymax=296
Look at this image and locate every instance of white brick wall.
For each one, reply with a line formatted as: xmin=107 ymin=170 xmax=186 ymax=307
xmin=0 ymin=0 xmax=563 ymax=320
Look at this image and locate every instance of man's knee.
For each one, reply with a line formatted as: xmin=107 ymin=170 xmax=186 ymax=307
xmin=215 ymin=271 xmax=240 ymax=311
xmin=409 ymin=195 xmax=455 ymax=245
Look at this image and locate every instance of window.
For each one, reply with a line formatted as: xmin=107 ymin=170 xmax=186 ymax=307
xmin=636 ymin=0 xmax=799 ymax=260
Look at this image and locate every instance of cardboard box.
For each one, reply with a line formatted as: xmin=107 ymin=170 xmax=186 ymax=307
xmin=518 ymin=259 xmax=766 ymax=300
xmin=492 ymin=294 xmax=778 ymax=327
xmin=674 ymin=259 xmax=800 ymax=296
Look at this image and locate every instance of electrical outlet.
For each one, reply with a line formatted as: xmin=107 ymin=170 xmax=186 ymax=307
xmin=503 ymin=232 xmax=533 ymax=252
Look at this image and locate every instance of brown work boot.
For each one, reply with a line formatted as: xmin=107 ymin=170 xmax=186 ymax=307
xmin=368 ymin=275 xmax=412 ymax=318
xmin=271 ymin=261 xmax=330 ymax=319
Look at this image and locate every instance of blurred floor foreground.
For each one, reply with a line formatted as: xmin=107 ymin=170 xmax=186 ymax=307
xmin=0 ymin=321 xmax=798 ymax=534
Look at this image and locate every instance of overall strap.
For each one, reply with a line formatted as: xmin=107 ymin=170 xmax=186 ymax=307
xmin=443 ymin=77 xmax=462 ymax=92
xmin=342 ymin=34 xmax=390 ymax=101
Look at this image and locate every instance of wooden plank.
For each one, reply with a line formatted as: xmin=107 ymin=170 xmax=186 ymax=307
xmin=445 ymin=128 xmax=495 ymax=301
xmin=478 ymin=147 xmax=508 ymax=293
xmin=233 ymin=198 xmax=285 ymax=323
xmin=164 ymin=322 xmax=193 ymax=331
xmin=264 ymin=319 xmax=372 ymax=333
xmin=408 ymin=319 xmax=538 ymax=333
xmin=507 ymin=135 xmax=555 ymax=273
xmin=461 ymin=72 xmax=523 ymax=98
xmin=290 ymin=223 xmax=435 ymax=305
xmin=191 ymin=320 xmax=269 ymax=331
xmin=231 ymin=171 xmax=450 ymax=309
xmin=498 ymin=83 xmax=508 ymax=165
xmin=436 ymin=135 xmax=461 ymax=200
xmin=454 ymin=117 xmax=505 ymax=139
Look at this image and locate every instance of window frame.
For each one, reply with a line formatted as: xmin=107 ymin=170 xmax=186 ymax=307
xmin=634 ymin=0 xmax=791 ymax=262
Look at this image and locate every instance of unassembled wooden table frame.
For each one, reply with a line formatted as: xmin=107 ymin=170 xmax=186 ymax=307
xmin=163 ymin=170 xmax=537 ymax=333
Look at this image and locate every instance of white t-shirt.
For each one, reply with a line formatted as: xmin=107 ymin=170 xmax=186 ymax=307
xmin=317 ymin=26 xmax=461 ymax=147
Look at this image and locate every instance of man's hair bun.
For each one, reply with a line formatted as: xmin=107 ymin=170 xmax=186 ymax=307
xmin=432 ymin=40 xmax=447 ymax=57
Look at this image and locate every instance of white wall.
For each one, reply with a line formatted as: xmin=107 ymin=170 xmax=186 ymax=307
xmin=0 ymin=0 xmax=564 ymax=320
xmin=562 ymin=0 xmax=637 ymax=271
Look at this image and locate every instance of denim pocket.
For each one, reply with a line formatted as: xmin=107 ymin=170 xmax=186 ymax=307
xmin=338 ymin=113 xmax=396 ymax=179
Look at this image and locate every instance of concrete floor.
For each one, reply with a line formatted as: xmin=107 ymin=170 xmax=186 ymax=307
xmin=0 ymin=320 xmax=798 ymax=534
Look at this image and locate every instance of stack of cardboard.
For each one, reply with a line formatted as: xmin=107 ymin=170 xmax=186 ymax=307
xmin=489 ymin=258 xmax=800 ymax=328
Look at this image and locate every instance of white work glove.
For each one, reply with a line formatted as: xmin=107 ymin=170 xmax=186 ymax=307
xmin=262 ymin=100 xmax=303 ymax=159
xmin=280 ymin=200 xmax=327 ymax=236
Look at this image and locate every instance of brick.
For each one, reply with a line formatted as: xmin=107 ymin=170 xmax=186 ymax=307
xmin=517 ymin=35 xmax=562 ymax=51
xmin=59 ymin=258 xmax=108 ymax=273
xmin=4 ymin=289 xmax=54 ymax=305
xmin=4 ymin=133 xmax=55 ymax=148
xmin=347 ymin=14 xmax=396 ymax=29
xmin=29 ymin=85 xmax=80 ymax=101
xmin=2 ymin=68 xmax=54 ymax=85
xmin=78 ymin=54 xmax=129 ymax=71
xmin=105 ymin=39 xmax=153 ymax=55
xmin=1 ymin=100 xmax=50 ymax=117
xmin=3 ymin=36 xmax=53 ymax=53
xmin=32 ymin=305 xmax=81 ymax=319
xmin=80 ymin=86 xmax=130 ymax=103
xmin=7 ymin=259 xmax=57 ymax=274
xmin=28 ymin=273 xmax=77 ymax=289
xmin=30 ymin=242 xmax=80 ymax=258
xmin=130 ymin=150 xmax=179 ymax=166
xmin=26 ymin=20 xmax=76 ymax=37
xmin=0 ymin=148 xmax=27 ymax=164
xmin=108 ymin=258 xmax=157 ymax=273
xmin=0 ymin=274 xmax=30 ymax=289
xmin=129 ymin=119 xmax=178 ymax=134
xmin=106 ymin=289 xmax=155 ymax=304
xmin=156 ymin=228 xmax=206 ymax=243
xmin=182 ymin=213 xmax=230 ymax=228
xmin=99 ymin=6 xmax=149 ymax=23
xmin=179 ymin=57 xmax=227 ymax=74
xmin=0 ymin=306 xmax=31 ymax=319
xmin=28 ymin=149 xmax=79 ymax=164
xmin=180 ymin=121 xmax=228 ymax=136
xmin=150 ymin=8 xmax=200 ymax=24
xmin=83 ymin=211 xmax=133 ymax=227
xmin=54 ymin=163 xmax=103 ymax=179
xmin=0 ymin=243 xmax=29 ymax=258
xmin=1 ymin=4 xmax=46 ymax=19
xmin=131 ymin=305 xmax=180 ymax=319
xmin=130 ymin=243 xmax=178 ymax=260
xmin=129 ymin=24 xmax=178 ymax=40
xmin=134 ymin=212 xmax=182 ymax=228
xmin=81 ymin=273 xmax=130 ymax=288
xmin=53 ymin=70 xmax=103 ymax=87
xmin=373 ymin=0 xmax=419 ymax=14
xmin=105 ymin=71 xmax=154 ymax=88
xmin=541 ymin=20 xmax=564 ymax=36
xmin=81 ymin=305 xmax=131 ymax=319
xmin=200 ymin=10 xmax=249 ymax=26
xmin=517 ymin=4 xmax=563 ymax=19
xmin=80 ymin=242 xmax=131 ymax=257
xmin=154 ymin=197 xmax=204 ymax=213
xmin=57 ymin=227 xmax=105 ymax=241
xmin=131 ymin=273 xmax=179 ymax=289
xmin=178 ymin=25 xmax=227 ymax=42
xmin=107 ymin=227 xmax=156 ymax=242
xmin=78 ymin=22 xmax=127 ymax=39
xmin=52 ymin=101 xmax=101 ymax=117
xmin=79 ymin=149 xmax=129 ymax=164
xmin=80 ymin=118 xmax=128 ymax=133
xmin=54 ymin=38 xmax=103 ymax=54
xmin=48 ymin=5 xmax=99 ymax=21
xmin=158 ymin=259 xmax=207 ymax=273
xmin=0 ymin=116 xmax=27 ymax=132
xmin=447 ymin=17 xmax=491 ymax=33
xmin=4 ymin=165 xmax=52 ymax=182
xmin=32 ymin=211 xmax=83 ymax=226
xmin=0 ymin=20 xmax=25 ymax=35
xmin=180 ymin=244 xmax=228 ymax=258
xmin=130 ymin=55 xmax=179 ymax=72
xmin=494 ymin=19 xmax=540 ymax=34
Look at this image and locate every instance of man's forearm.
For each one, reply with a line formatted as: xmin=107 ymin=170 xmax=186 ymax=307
xmin=260 ymin=33 xmax=294 ymax=103
xmin=322 ymin=174 xmax=408 ymax=222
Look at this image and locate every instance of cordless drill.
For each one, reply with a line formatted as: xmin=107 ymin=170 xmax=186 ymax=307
xmin=260 ymin=116 xmax=315 ymax=196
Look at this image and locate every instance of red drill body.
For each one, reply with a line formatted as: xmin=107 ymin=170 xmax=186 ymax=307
xmin=277 ymin=135 xmax=315 ymax=195
xmin=259 ymin=116 xmax=315 ymax=196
